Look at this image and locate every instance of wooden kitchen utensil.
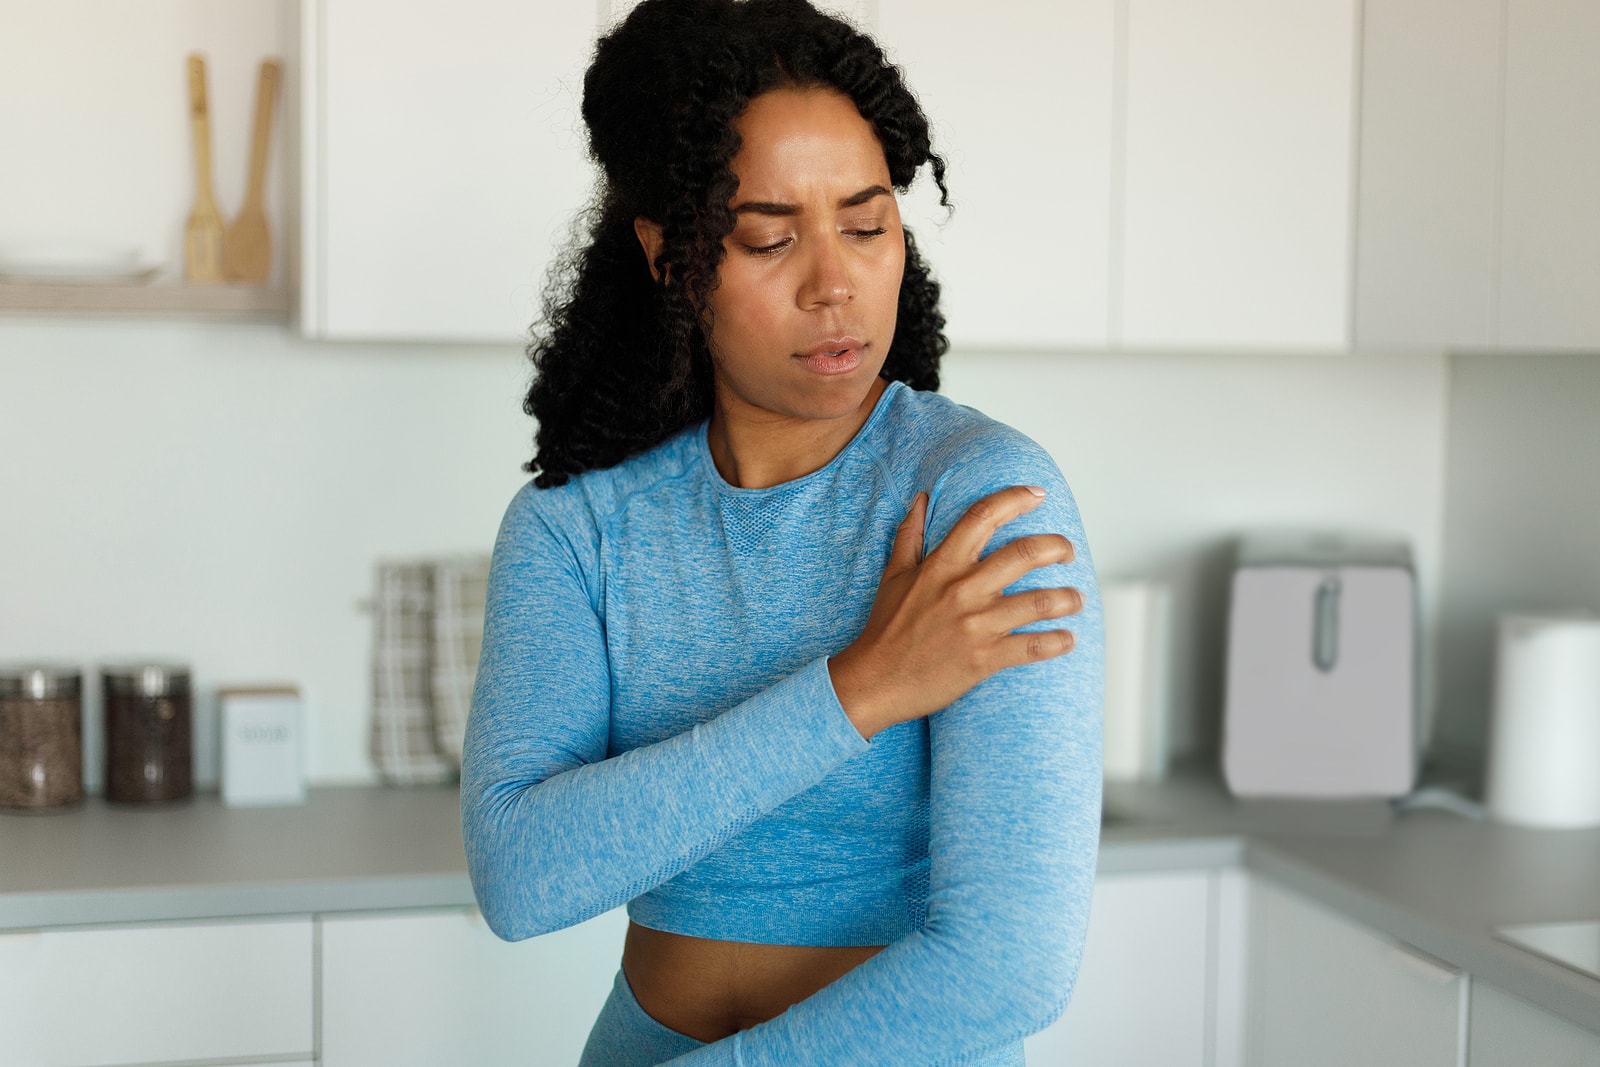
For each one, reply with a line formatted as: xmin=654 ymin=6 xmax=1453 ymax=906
xmin=223 ymin=58 xmax=281 ymax=284
xmin=184 ymin=54 xmax=226 ymax=283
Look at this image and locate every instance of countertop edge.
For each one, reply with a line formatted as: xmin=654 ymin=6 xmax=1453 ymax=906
xmin=0 ymin=873 xmax=477 ymax=932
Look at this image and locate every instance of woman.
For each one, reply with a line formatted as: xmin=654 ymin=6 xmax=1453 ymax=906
xmin=460 ymin=1 xmax=1104 ymax=1063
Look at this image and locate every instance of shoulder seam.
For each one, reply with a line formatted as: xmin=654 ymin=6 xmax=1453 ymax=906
xmin=594 ymin=449 xmax=704 ymax=542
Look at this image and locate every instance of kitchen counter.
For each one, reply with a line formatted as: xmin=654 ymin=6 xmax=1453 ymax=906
xmin=6 ymin=771 xmax=1600 ymax=1037
xmin=0 ymin=786 xmax=469 ymax=929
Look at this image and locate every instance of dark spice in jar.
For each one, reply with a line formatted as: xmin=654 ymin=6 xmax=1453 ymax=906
xmin=103 ymin=664 xmax=192 ymax=804
xmin=0 ymin=666 xmax=83 ymax=812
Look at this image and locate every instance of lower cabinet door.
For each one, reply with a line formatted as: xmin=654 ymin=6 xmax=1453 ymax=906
xmin=1024 ymin=870 xmax=1215 ymax=1067
xmin=1246 ymin=877 xmax=1465 ymax=1067
xmin=319 ymin=905 xmax=629 ymax=1066
xmin=1470 ymin=982 xmax=1600 ymax=1066
xmin=0 ymin=917 xmax=314 ymax=1067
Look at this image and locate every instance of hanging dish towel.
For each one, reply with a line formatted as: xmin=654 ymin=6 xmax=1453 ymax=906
xmin=430 ymin=554 xmax=491 ymax=769
xmin=369 ymin=560 xmax=458 ymax=785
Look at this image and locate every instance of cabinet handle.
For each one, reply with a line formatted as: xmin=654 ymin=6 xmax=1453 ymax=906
xmin=1387 ymin=942 xmax=1460 ymax=984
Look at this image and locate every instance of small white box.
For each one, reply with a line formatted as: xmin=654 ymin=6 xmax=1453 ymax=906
xmin=219 ymin=687 xmax=306 ymax=806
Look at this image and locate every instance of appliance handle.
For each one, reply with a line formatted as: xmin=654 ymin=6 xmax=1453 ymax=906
xmin=1313 ymin=575 xmax=1340 ymax=673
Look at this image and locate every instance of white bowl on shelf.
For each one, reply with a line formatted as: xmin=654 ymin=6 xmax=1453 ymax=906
xmin=0 ymin=244 xmax=164 ymax=284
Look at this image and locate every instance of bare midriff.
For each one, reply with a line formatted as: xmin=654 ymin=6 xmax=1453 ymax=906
xmin=621 ymin=919 xmax=887 ymax=1042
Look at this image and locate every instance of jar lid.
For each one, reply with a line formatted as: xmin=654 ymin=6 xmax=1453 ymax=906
xmin=102 ymin=663 xmax=191 ymax=698
xmin=0 ymin=664 xmax=82 ymax=700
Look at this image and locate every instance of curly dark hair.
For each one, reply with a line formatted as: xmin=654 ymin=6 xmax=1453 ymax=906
xmin=522 ymin=0 xmax=952 ymax=488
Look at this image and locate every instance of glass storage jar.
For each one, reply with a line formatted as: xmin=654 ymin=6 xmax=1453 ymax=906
xmin=102 ymin=663 xmax=193 ymax=804
xmin=0 ymin=664 xmax=84 ymax=812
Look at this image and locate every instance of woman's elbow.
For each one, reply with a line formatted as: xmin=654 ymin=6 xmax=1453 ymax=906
xmin=464 ymin=864 xmax=533 ymax=943
xmin=464 ymin=845 xmax=538 ymax=942
xmin=983 ymin=931 xmax=1085 ymax=1036
xmin=460 ymin=784 xmax=558 ymax=942
xmin=1024 ymin=968 xmax=1080 ymax=1036
xmin=1022 ymin=958 xmax=1080 ymax=1034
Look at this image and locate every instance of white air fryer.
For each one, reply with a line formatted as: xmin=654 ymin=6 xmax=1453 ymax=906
xmin=1221 ymin=532 xmax=1419 ymax=798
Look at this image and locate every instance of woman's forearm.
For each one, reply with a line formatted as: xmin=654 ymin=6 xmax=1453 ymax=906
xmin=461 ymin=655 xmax=869 ymax=941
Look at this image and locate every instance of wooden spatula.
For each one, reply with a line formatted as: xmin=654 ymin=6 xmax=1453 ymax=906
xmin=224 ymin=58 xmax=281 ymax=284
xmin=184 ymin=54 xmax=226 ymax=283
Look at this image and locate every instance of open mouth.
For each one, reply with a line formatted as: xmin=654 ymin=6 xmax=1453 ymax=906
xmin=795 ymin=343 xmax=864 ymax=375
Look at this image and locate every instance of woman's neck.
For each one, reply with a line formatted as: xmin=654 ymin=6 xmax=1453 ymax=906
xmin=707 ymin=376 xmax=889 ymax=489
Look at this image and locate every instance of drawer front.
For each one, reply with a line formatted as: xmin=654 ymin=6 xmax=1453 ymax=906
xmin=0 ymin=917 xmax=313 ymax=1067
xmin=1025 ymin=870 xmax=1213 ymax=1067
xmin=1470 ymin=982 xmax=1600 ymax=1067
xmin=1247 ymin=878 xmax=1465 ymax=1067
xmin=321 ymin=906 xmax=628 ymax=1067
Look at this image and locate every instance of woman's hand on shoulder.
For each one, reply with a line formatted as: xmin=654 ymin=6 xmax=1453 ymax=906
xmin=827 ymin=485 xmax=1083 ymax=740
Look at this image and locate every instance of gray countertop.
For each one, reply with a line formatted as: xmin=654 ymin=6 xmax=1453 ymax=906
xmin=0 ymin=786 xmax=470 ymax=929
xmin=6 ymin=772 xmax=1600 ymax=1036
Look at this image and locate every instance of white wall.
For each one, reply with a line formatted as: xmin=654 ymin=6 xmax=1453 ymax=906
xmin=0 ymin=316 xmax=1449 ymax=786
xmin=943 ymin=349 xmax=1448 ymax=760
xmin=1435 ymin=352 xmax=1600 ymax=772
xmin=0 ymin=317 xmax=530 ymax=788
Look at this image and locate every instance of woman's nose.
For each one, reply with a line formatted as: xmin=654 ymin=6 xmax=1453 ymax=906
xmin=797 ymin=236 xmax=854 ymax=309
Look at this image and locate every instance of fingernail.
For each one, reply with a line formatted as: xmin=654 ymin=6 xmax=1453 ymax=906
xmin=1026 ymin=486 xmax=1046 ymax=497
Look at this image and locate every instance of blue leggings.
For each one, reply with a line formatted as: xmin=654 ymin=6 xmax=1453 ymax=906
xmin=578 ymin=968 xmax=1027 ymax=1066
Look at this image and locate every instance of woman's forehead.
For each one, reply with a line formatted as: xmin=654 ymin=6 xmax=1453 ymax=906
xmin=729 ymin=87 xmax=891 ymax=204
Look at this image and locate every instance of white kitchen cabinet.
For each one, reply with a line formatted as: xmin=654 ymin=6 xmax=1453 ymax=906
xmin=0 ymin=917 xmax=314 ymax=1067
xmin=319 ymin=904 xmax=629 ymax=1066
xmin=1025 ymin=869 xmax=1234 ymax=1067
xmin=1496 ymin=0 xmax=1600 ymax=350
xmin=301 ymin=0 xmax=598 ymax=342
xmin=1119 ymin=0 xmax=1358 ymax=352
xmin=1245 ymin=877 xmax=1466 ymax=1067
xmin=877 ymin=0 xmax=1116 ymax=351
xmin=1470 ymin=982 xmax=1600 ymax=1066
xmin=1352 ymin=0 xmax=1502 ymax=350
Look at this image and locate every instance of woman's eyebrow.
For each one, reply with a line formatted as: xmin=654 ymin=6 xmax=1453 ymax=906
xmin=732 ymin=184 xmax=892 ymax=216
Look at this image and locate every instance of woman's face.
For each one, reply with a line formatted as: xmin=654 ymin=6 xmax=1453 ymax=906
xmin=701 ymin=87 xmax=905 ymax=425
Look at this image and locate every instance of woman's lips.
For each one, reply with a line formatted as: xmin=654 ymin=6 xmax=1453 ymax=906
xmin=795 ymin=338 xmax=864 ymax=376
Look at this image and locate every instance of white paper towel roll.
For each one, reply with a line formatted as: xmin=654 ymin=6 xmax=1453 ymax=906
xmin=1101 ymin=580 xmax=1172 ymax=782
xmin=1485 ymin=612 xmax=1600 ymax=828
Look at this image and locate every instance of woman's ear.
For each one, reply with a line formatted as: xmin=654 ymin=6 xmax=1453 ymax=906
xmin=633 ymin=217 xmax=667 ymax=284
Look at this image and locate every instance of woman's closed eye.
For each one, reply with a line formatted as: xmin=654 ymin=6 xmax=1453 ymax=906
xmin=740 ymin=227 xmax=889 ymax=257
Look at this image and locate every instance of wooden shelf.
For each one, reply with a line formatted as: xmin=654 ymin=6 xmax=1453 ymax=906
xmin=0 ymin=281 xmax=290 ymax=319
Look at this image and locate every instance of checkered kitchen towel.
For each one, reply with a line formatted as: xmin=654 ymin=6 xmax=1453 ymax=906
xmin=370 ymin=561 xmax=456 ymax=785
xmin=429 ymin=554 xmax=490 ymax=769
xmin=368 ymin=555 xmax=492 ymax=783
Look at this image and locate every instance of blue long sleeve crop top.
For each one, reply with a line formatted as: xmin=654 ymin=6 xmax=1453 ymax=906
xmin=460 ymin=380 xmax=1104 ymax=1065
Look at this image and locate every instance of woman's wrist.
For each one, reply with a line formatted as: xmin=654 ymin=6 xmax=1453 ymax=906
xmin=827 ymin=647 xmax=897 ymax=742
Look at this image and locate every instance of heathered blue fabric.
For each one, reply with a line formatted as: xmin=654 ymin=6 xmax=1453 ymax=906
xmin=460 ymin=381 xmax=1104 ymax=1066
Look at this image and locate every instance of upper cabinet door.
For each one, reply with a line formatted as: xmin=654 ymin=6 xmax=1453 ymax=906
xmin=1353 ymin=0 xmax=1502 ymax=350
xmin=1497 ymin=0 xmax=1600 ymax=351
xmin=303 ymin=0 xmax=597 ymax=342
xmin=877 ymin=0 xmax=1116 ymax=351
xmin=1119 ymin=0 xmax=1358 ymax=352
